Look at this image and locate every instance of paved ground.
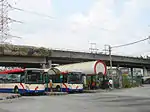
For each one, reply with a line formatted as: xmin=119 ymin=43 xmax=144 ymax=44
xmin=0 ymin=85 xmax=150 ymax=112
xmin=0 ymin=93 xmax=21 ymax=100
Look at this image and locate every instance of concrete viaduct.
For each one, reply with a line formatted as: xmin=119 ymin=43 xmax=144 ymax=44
xmin=0 ymin=44 xmax=149 ymax=69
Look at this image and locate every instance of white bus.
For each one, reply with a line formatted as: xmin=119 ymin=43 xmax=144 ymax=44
xmin=44 ymin=68 xmax=84 ymax=93
xmin=0 ymin=68 xmax=45 ymax=95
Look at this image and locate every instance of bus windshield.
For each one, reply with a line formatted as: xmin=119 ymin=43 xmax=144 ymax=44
xmin=0 ymin=74 xmax=21 ymax=83
xmin=26 ymin=70 xmax=44 ymax=84
xmin=68 ymin=72 xmax=82 ymax=84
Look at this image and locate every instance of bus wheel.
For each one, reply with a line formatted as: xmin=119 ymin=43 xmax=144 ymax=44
xmin=56 ymin=86 xmax=61 ymax=92
xmin=14 ymin=86 xmax=19 ymax=93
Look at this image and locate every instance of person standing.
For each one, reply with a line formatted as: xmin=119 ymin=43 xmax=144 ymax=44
xmin=49 ymin=79 xmax=53 ymax=92
xmin=109 ymin=78 xmax=113 ymax=89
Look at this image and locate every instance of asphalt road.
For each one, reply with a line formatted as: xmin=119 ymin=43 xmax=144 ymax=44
xmin=0 ymin=85 xmax=150 ymax=112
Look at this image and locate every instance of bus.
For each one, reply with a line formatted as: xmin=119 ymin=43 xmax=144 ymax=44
xmin=45 ymin=60 xmax=107 ymax=91
xmin=44 ymin=68 xmax=84 ymax=93
xmin=0 ymin=68 xmax=45 ymax=95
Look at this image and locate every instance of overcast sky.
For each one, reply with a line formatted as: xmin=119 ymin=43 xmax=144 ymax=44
xmin=7 ymin=0 xmax=150 ymax=56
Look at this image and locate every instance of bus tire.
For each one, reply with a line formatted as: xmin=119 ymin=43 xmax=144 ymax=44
xmin=14 ymin=86 xmax=19 ymax=93
xmin=56 ymin=86 xmax=61 ymax=92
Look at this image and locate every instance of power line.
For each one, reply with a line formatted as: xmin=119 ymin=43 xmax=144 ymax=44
xmin=10 ymin=5 xmax=54 ymax=19
xmin=111 ymin=36 xmax=150 ymax=48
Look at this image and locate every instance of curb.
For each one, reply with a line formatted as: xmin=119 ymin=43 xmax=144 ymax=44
xmin=45 ymin=92 xmax=68 ymax=96
xmin=83 ymin=89 xmax=107 ymax=93
xmin=0 ymin=94 xmax=21 ymax=101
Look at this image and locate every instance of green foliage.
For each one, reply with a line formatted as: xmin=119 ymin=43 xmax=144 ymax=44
xmin=122 ymin=74 xmax=141 ymax=88
xmin=0 ymin=44 xmax=52 ymax=56
xmin=122 ymin=74 xmax=132 ymax=88
xmin=38 ymin=47 xmax=49 ymax=56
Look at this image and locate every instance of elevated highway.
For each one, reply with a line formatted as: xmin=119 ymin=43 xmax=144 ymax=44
xmin=50 ymin=50 xmax=150 ymax=68
xmin=0 ymin=44 xmax=149 ymax=69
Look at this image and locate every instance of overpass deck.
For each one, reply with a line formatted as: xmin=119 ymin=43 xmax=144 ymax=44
xmin=0 ymin=44 xmax=149 ymax=68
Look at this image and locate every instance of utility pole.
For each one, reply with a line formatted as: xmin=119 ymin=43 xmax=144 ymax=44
xmin=108 ymin=45 xmax=114 ymax=89
xmin=103 ymin=44 xmax=114 ymax=89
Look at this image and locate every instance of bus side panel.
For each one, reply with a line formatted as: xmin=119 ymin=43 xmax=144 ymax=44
xmin=24 ymin=84 xmax=45 ymax=93
xmin=67 ymin=84 xmax=83 ymax=92
xmin=62 ymin=83 xmax=83 ymax=92
xmin=0 ymin=83 xmax=25 ymax=93
xmin=52 ymin=83 xmax=68 ymax=92
xmin=51 ymin=83 xmax=83 ymax=92
xmin=45 ymin=83 xmax=65 ymax=92
xmin=0 ymin=83 xmax=13 ymax=93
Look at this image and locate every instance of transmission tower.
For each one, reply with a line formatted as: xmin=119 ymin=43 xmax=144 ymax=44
xmin=0 ymin=0 xmax=21 ymax=44
xmin=0 ymin=0 xmax=9 ymax=43
xmin=89 ymin=43 xmax=99 ymax=53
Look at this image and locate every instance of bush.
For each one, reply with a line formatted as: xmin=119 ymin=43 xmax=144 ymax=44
xmin=122 ymin=74 xmax=132 ymax=88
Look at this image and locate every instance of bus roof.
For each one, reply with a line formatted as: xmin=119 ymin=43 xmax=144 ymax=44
xmin=42 ymin=68 xmax=50 ymax=72
xmin=25 ymin=68 xmax=44 ymax=71
xmin=0 ymin=68 xmax=25 ymax=74
xmin=0 ymin=68 xmax=45 ymax=74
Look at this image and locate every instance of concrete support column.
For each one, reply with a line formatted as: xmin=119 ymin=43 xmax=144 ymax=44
xmin=143 ymin=67 xmax=148 ymax=76
xmin=47 ymin=60 xmax=52 ymax=68
xmin=130 ymin=67 xmax=133 ymax=85
xmin=117 ymin=65 xmax=122 ymax=88
xmin=42 ymin=64 xmax=46 ymax=69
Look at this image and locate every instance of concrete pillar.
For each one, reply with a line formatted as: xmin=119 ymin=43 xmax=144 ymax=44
xmin=130 ymin=67 xmax=133 ymax=85
xmin=117 ymin=65 xmax=122 ymax=88
xmin=47 ymin=60 xmax=52 ymax=68
xmin=42 ymin=64 xmax=46 ymax=69
xmin=143 ymin=67 xmax=148 ymax=76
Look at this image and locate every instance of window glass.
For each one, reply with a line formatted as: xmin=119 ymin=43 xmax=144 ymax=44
xmin=26 ymin=70 xmax=44 ymax=84
xmin=0 ymin=74 xmax=21 ymax=83
xmin=68 ymin=72 xmax=82 ymax=84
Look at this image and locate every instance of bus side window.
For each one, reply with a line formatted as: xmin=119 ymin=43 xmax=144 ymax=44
xmin=0 ymin=75 xmax=4 ymax=83
xmin=55 ymin=75 xmax=60 ymax=83
xmin=21 ymin=75 xmax=25 ymax=82
xmin=63 ymin=75 xmax=67 ymax=83
xmin=44 ymin=73 xmax=49 ymax=83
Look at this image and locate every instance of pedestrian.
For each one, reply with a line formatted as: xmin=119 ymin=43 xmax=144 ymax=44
xmin=49 ymin=79 xmax=53 ymax=92
xmin=109 ymin=78 xmax=113 ymax=90
xmin=140 ymin=75 xmax=144 ymax=87
xmin=88 ymin=81 xmax=91 ymax=90
xmin=92 ymin=81 xmax=96 ymax=90
xmin=104 ymin=79 xmax=109 ymax=91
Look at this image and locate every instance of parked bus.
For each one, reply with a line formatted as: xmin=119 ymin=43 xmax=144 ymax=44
xmin=0 ymin=68 xmax=45 ymax=94
xmin=44 ymin=68 xmax=84 ymax=93
xmin=51 ymin=60 xmax=107 ymax=90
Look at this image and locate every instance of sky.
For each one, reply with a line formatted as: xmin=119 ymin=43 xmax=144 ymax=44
xmin=6 ymin=0 xmax=150 ymax=56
